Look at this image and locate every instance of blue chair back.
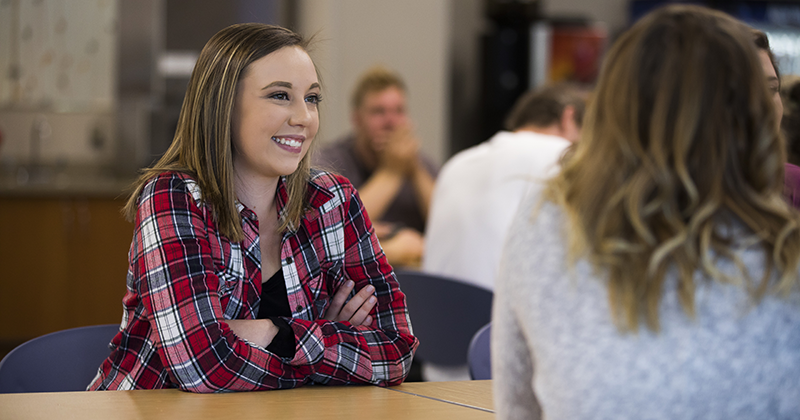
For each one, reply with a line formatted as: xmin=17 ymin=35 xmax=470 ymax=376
xmin=467 ymin=322 xmax=492 ymax=380
xmin=395 ymin=270 xmax=493 ymax=367
xmin=0 ymin=324 xmax=119 ymax=393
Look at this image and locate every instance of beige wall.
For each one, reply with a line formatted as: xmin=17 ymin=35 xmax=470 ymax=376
xmin=297 ymin=0 xmax=451 ymax=165
xmin=295 ymin=0 xmax=630 ymax=165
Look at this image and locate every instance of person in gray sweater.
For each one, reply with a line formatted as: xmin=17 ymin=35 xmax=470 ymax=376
xmin=492 ymin=5 xmax=800 ymax=420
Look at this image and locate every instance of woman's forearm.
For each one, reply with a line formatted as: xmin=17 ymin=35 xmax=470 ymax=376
xmin=225 ymin=318 xmax=279 ymax=348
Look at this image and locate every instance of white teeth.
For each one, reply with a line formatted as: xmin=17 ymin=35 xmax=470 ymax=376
xmin=272 ymin=136 xmax=302 ymax=147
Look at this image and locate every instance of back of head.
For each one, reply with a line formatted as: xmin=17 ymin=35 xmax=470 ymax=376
xmin=351 ymin=65 xmax=407 ymax=110
xmin=504 ymin=83 xmax=586 ymax=131
xmin=549 ymin=4 xmax=798 ymax=332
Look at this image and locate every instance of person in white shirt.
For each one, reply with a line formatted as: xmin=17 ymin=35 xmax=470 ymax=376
xmin=423 ymin=83 xmax=585 ymax=291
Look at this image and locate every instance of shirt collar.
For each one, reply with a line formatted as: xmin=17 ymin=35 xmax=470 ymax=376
xmin=273 ymin=172 xmax=335 ymax=231
xmin=235 ymin=172 xmax=335 ymax=227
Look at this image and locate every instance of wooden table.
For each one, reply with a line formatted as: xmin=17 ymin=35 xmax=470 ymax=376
xmin=0 ymin=380 xmax=494 ymax=420
xmin=389 ymin=379 xmax=494 ymax=411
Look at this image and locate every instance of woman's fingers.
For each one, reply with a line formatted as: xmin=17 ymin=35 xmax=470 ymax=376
xmin=340 ymin=285 xmax=375 ymax=323
xmin=323 ymin=280 xmax=354 ymax=320
xmin=323 ymin=281 xmax=377 ymax=325
xmin=349 ymin=294 xmax=377 ymax=326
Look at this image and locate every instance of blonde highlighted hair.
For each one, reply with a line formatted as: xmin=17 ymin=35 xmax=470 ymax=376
xmin=123 ymin=23 xmax=315 ymax=241
xmin=546 ymin=5 xmax=800 ymax=332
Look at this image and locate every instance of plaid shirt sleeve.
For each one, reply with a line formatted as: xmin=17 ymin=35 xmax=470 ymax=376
xmin=280 ymin=173 xmax=419 ymax=386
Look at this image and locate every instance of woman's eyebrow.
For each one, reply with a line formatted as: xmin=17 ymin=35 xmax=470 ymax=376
xmin=262 ymin=81 xmax=320 ymax=90
xmin=262 ymin=81 xmax=292 ymax=90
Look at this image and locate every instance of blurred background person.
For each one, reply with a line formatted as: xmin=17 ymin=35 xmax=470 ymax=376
xmin=752 ymin=29 xmax=800 ymax=209
xmin=314 ymin=66 xmax=438 ymax=268
xmin=493 ymin=5 xmax=800 ymax=419
xmin=781 ymin=74 xmax=800 ymax=166
xmin=781 ymin=74 xmax=800 ymax=208
xmin=423 ymin=83 xmax=585 ymax=291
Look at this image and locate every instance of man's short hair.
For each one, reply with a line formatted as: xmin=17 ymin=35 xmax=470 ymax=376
xmin=351 ymin=65 xmax=407 ymax=110
xmin=504 ymin=83 xmax=586 ymax=131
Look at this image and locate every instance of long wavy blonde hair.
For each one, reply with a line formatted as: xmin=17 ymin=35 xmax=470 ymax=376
xmin=546 ymin=5 xmax=800 ymax=332
xmin=123 ymin=24 xmax=315 ymax=241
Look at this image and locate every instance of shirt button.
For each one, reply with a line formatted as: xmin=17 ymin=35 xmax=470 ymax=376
xmin=285 ymin=257 xmax=293 ymax=264
xmin=295 ymin=305 xmax=303 ymax=312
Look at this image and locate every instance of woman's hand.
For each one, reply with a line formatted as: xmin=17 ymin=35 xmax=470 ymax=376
xmin=323 ymin=280 xmax=377 ymax=326
xmin=226 ymin=319 xmax=279 ymax=348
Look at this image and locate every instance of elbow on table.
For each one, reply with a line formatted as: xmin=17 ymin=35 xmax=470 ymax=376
xmin=176 ymin=383 xmax=227 ymax=394
xmin=165 ymin=357 xmax=270 ymax=393
xmin=374 ymin=343 xmax=418 ymax=387
xmin=173 ymin=377 xmax=286 ymax=394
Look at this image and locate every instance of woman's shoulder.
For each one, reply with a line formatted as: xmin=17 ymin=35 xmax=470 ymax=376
xmin=513 ymin=186 xmax=565 ymax=234
xmin=140 ymin=171 xmax=202 ymax=203
xmin=785 ymin=163 xmax=800 ymax=187
xmin=308 ymin=169 xmax=357 ymax=198
xmin=502 ymin=189 xmax=569 ymax=279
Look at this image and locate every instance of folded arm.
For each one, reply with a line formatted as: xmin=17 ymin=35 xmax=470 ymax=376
xmin=137 ymin=175 xmax=416 ymax=391
xmin=281 ymin=187 xmax=418 ymax=386
xmin=135 ymin=175 xmax=300 ymax=392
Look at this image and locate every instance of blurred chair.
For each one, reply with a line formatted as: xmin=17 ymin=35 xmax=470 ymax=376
xmin=467 ymin=322 xmax=492 ymax=380
xmin=395 ymin=269 xmax=493 ymax=373
xmin=0 ymin=324 xmax=119 ymax=393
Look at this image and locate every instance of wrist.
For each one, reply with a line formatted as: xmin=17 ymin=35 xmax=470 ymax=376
xmin=263 ymin=319 xmax=279 ymax=345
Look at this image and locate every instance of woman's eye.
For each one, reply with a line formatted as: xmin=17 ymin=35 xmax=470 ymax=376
xmin=269 ymin=92 xmax=289 ymax=101
xmin=305 ymin=94 xmax=322 ymax=105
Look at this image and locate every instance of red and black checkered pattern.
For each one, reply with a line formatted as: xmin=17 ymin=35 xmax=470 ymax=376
xmin=89 ymin=171 xmax=418 ymax=392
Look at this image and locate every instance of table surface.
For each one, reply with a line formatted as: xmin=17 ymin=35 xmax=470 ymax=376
xmin=390 ymin=380 xmax=494 ymax=411
xmin=0 ymin=380 xmax=495 ymax=420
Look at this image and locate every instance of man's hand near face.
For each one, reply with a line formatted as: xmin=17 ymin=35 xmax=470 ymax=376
xmin=379 ymin=124 xmax=420 ymax=177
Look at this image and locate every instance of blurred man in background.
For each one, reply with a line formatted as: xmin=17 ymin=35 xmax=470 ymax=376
xmin=316 ymin=66 xmax=438 ymax=268
xmin=424 ymin=83 xmax=586 ymax=291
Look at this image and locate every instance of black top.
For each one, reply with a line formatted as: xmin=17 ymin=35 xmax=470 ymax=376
xmin=256 ymin=268 xmax=295 ymax=358
xmin=257 ymin=268 xmax=292 ymax=318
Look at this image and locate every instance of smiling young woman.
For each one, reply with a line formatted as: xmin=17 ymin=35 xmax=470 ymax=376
xmin=88 ymin=23 xmax=418 ymax=393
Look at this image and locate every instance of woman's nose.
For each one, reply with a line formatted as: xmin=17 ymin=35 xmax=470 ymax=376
xmin=290 ymin=100 xmax=315 ymax=127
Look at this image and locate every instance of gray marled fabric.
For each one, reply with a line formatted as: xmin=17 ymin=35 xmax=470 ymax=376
xmin=492 ymin=189 xmax=800 ymax=420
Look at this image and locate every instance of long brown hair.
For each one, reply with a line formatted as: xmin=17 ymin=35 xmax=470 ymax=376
xmin=546 ymin=5 xmax=800 ymax=332
xmin=123 ymin=23 xmax=315 ymax=241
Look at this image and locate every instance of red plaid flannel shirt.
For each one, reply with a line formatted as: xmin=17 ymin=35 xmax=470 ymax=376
xmin=89 ymin=170 xmax=418 ymax=392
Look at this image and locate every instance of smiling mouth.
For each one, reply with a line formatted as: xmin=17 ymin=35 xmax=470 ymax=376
xmin=272 ymin=136 xmax=302 ymax=148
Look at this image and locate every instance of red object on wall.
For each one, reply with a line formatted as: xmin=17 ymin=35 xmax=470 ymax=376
xmin=549 ymin=25 xmax=607 ymax=85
